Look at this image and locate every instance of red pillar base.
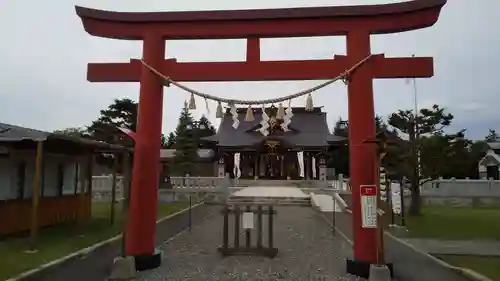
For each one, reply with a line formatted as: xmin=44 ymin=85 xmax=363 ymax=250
xmin=134 ymin=249 xmax=162 ymax=271
xmin=346 ymin=259 xmax=394 ymax=279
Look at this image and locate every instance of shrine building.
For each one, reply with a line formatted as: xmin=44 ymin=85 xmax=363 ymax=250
xmin=203 ymin=106 xmax=345 ymax=180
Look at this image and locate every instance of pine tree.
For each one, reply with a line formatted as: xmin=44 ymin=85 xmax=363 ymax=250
xmin=172 ymin=103 xmax=198 ymax=176
xmin=196 ymin=115 xmax=217 ymax=148
xmin=166 ymin=132 xmax=176 ymax=148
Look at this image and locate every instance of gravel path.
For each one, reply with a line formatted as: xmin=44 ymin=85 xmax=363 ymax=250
xmin=137 ymin=206 xmax=362 ymax=281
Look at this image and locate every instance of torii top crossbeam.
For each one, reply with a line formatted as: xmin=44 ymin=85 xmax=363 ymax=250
xmin=76 ymin=0 xmax=446 ymax=39
xmin=75 ymin=0 xmax=446 ymax=83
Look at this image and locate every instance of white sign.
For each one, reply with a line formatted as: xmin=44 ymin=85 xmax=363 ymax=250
xmin=360 ymin=185 xmax=377 ymax=228
xmin=242 ymin=212 xmax=254 ymax=229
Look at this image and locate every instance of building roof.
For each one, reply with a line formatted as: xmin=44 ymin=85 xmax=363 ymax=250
xmin=0 ymin=122 xmax=130 ymax=151
xmin=204 ymin=107 xmax=345 ymax=148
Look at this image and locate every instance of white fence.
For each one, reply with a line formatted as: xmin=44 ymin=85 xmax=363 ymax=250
xmin=421 ymin=178 xmax=500 ymax=197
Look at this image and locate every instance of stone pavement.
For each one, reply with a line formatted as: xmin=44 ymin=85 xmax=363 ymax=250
xmin=319 ymin=211 xmax=472 ymax=281
xmin=402 ymin=238 xmax=500 ymax=256
xmin=137 ymin=206 xmax=362 ymax=281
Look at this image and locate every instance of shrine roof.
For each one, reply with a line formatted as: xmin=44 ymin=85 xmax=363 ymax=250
xmin=205 ymin=107 xmax=345 ymax=148
xmin=76 ymin=0 xmax=446 ymax=23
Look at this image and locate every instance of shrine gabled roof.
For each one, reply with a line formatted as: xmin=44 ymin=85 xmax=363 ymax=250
xmin=205 ymin=107 xmax=345 ymax=148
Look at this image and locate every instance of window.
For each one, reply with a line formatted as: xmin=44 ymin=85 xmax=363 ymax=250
xmin=16 ymin=161 xmax=26 ymax=199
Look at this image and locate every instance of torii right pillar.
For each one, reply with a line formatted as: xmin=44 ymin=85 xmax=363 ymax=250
xmin=344 ymin=3 xmax=447 ymax=278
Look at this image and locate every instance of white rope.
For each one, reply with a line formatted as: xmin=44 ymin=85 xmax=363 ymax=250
xmin=140 ymin=54 xmax=373 ymax=105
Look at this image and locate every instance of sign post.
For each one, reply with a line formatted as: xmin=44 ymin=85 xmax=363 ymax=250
xmin=360 ymin=185 xmax=378 ymax=229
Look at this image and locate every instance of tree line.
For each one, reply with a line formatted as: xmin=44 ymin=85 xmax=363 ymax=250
xmin=54 ymin=98 xmax=216 ymax=174
xmin=330 ymin=104 xmax=495 ymax=215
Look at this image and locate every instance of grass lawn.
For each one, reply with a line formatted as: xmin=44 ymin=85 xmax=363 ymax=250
xmin=405 ymin=207 xmax=500 ymax=240
xmin=0 ymin=201 xmax=189 ymax=280
xmin=436 ymin=255 xmax=500 ymax=281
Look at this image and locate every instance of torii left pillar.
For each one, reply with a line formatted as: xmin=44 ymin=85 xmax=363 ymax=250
xmin=126 ymin=34 xmax=165 ymax=270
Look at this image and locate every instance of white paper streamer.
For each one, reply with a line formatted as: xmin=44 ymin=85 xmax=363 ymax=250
xmin=234 ymin=152 xmax=241 ymax=179
xmin=312 ymin=157 xmax=316 ymax=179
xmin=297 ymin=151 xmax=304 ymax=178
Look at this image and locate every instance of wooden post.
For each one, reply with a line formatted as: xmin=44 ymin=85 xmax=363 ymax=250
xmin=257 ymin=205 xmax=263 ymax=248
xmin=245 ymin=205 xmax=251 ymax=249
xmin=268 ymin=206 xmax=273 ymax=249
xmin=29 ymin=140 xmax=44 ymax=251
xmin=121 ymin=151 xmax=131 ymax=257
xmin=234 ymin=205 xmax=240 ymax=248
xmin=222 ymin=204 xmax=229 ymax=250
xmin=376 ymin=143 xmax=391 ymax=265
xmin=84 ymin=152 xmax=93 ymax=225
xmin=110 ymin=152 xmax=119 ymax=225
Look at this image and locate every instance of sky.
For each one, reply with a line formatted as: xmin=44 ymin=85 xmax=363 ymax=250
xmin=0 ymin=0 xmax=499 ymax=140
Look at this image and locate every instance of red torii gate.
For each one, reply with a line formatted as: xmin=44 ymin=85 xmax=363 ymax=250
xmin=76 ymin=0 xmax=446 ymax=275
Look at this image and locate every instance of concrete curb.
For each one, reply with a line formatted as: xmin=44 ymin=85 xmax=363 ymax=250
xmin=330 ymin=195 xmax=493 ymax=281
xmin=6 ymin=201 xmax=205 ymax=281
xmin=385 ymin=232 xmax=494 ymax=281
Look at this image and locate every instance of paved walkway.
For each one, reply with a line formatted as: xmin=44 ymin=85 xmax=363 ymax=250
xmin=402 ymin=238 xmax=500 ymax=256
xmin=137 ymin=206 xmax=361 ymax=281
xmin=319 ymin=211 xmax=471 ymax=281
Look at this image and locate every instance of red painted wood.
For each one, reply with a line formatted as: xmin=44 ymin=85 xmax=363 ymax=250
xmin=346 ymin=29 xmax=379 ymax=263
xmin=124 ymin=34 xmax=164 ymax=256
xmin=86 ymin=56 xmax=433 ymax=82
xmin=75 ymin=0 xmax=447 ymax=265
xmin=75 ymin=2 xmax=446 ymax=39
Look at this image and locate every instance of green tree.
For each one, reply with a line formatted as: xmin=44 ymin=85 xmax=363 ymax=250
xmin=165 ymin=132 xmax=176 ymax=148
xmin=172 ymin=104 xmax=198 ymax=176
xmin=196 ymin=115 xmax=217 ymax=148
xmin=388 ymin=104 xmax=454 ymax=216
xmin=86 ymin=98 xmax=138 ymax=146
xmin=331 ymin=118 xmax=349 ymax=176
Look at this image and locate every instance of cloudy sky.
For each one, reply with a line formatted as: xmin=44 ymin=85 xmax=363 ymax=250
xmin=1 ymin=0 xmax=498 ymax=140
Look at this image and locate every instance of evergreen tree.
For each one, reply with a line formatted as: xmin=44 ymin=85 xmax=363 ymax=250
xmin=172 ymin=104 xmax=198 ymax=176
xmin=388 ymin=104 xmax=454 ymax=216
xmin=166 ymin=132 xmax=176 ymax=148
xmin=196 ymin=115 xmax=217 ymax=148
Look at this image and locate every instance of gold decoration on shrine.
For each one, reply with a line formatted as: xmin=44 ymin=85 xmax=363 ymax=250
xmin=269 ymin=116 xmax=278 ymax=128
xmin=265 ymin=140 xmax=280 ymax=154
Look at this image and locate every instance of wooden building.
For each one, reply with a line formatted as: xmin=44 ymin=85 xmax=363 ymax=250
xmin=203 ymin=107 xmax=345 ymax=180
xmin=0 ymin=123 xmax=130 ymax=236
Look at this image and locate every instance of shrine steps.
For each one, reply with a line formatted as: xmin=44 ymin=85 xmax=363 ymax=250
xmin=234 ymin=179 xmax=311 ymax=187
xmin=227 ymin=186 xmax=311 ymax=206
xmin=227 ymin=196 xmax=311 ymax=206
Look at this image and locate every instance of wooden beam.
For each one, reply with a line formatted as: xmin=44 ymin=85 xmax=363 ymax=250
xmin=87 ymin=55 xmax=433 ymax=82
xmin=110 ymin=153 xmax=119 ymax=225
xmin=29 ymin=141 xmax=44 ymax=251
